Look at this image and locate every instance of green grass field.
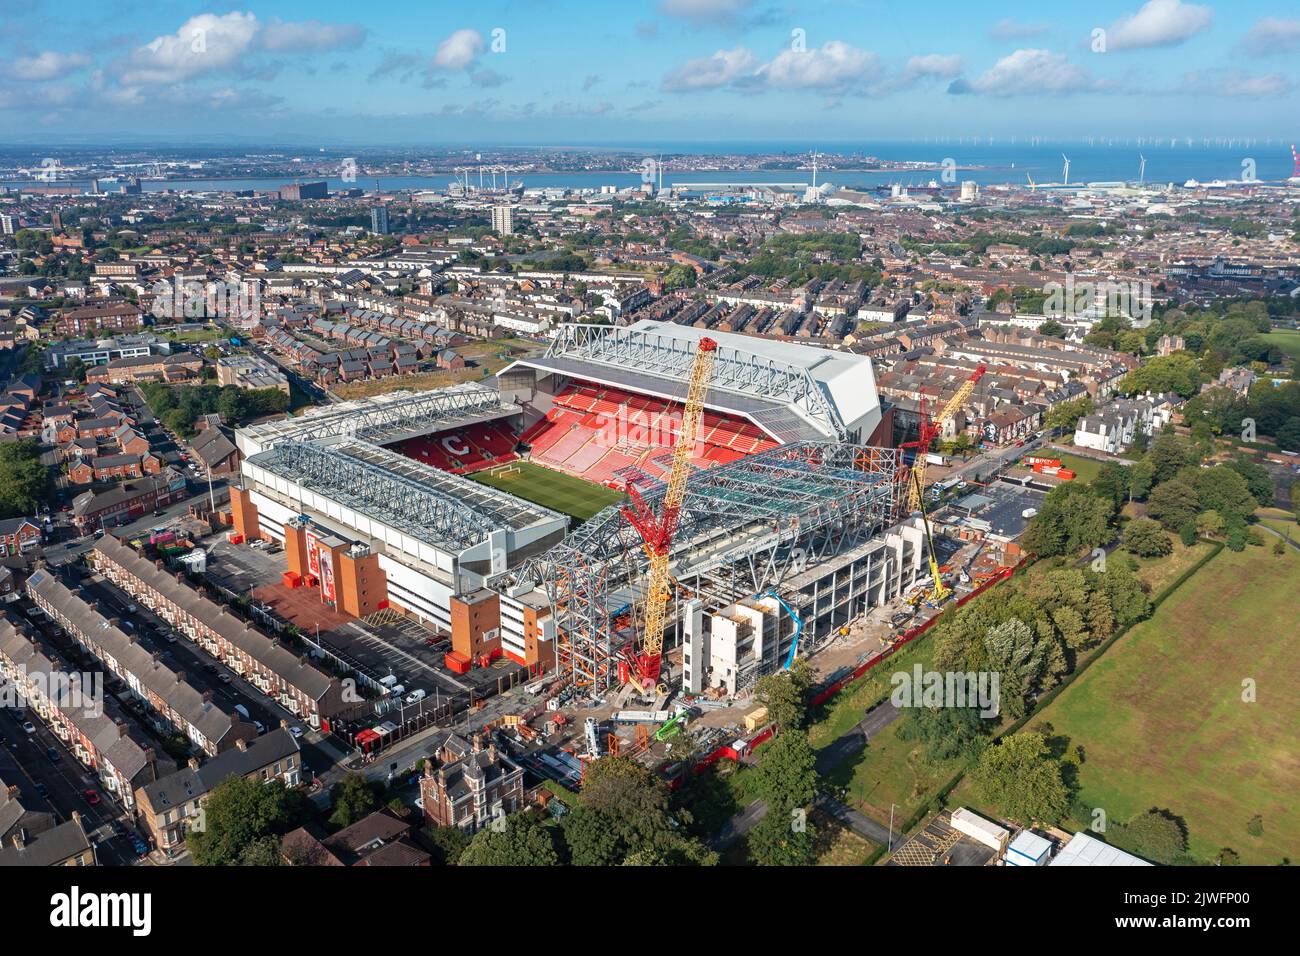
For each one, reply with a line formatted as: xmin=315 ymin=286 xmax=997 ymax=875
xmin=1031 ymin=543 xmax=1300 ymax=864
xmin=1262 ymin=328 xmax=1300 ymax=360
xmin=1051 ymin=451 xmax=1106 ymax=483
xmin=469 ymin=459 xmax=624 ymax=520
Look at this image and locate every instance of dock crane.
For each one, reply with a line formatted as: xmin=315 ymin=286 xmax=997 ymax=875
xmin=904 ymin=364 xmax=987 ymax=513
xmin=621 ymin=337 xmax=719 ymax=689
xmin=912 ymin=470 xmax=950 ymax=606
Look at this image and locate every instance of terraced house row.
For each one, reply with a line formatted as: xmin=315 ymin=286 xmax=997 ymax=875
xmin=0 ymin=618 xmax=168 ymax=814
xmin=25 ymin=569 xmax=256 ymax=757
xmin=90 ymin=536 xmax=347 ymax=728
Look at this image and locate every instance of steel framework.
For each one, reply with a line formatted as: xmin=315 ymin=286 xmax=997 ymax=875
xmin=516 ymin=442 xmax=901 ymax=696
xmin=547 ymin=323 xmax=847 ymax=441
xmin=241 ymin=382 xmax=515 ymax=449
xmin=249 ymin=439 xmax=512 ymax=551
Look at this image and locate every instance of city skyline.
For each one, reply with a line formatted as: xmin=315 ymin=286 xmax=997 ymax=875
xmin=1 ymin=0 xmax=1297 ymax=144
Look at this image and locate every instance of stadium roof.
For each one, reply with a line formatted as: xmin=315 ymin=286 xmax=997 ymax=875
xmin=505 ymin=321 xmax=882 ymax=443
xmin=235 ymin=382 xmax=519 ymax=455
xmin=245 ymin=438 xmax=562 ymax=553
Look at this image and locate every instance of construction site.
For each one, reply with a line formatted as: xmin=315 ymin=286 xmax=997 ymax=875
xmin=224 ymin=320 xmax=1027 ymax=792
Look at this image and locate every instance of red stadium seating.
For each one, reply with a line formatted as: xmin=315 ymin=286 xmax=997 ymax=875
xmin=382 ymin=391 xmax=784 ymax=490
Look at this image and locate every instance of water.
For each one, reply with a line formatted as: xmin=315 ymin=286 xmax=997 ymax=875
xmin=7 ymin=141 xmax=1294 ymax=194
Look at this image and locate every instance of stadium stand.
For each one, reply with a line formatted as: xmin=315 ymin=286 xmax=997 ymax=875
xmin=392 ymin=420 xmax=520 ymax=475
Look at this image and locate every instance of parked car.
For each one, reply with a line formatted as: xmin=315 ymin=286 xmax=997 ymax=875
xmin=288 ymin=725 xmax=305 ymax=739
xmin=46 ymin=747 xmax=59 ymax=763
xmin=218 ymin=673 xmax=232 ymax=684
xmin=21 ymin=721 xmax=35 ymax=734
xmin=83 ymin=789 xmax=101 ymax=806
xmin=35 ymin=783 xmax=48 ymax=798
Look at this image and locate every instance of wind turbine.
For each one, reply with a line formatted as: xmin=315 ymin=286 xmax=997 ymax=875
xmin=1138 ymin=154 xmax=1146 ymax=186
xmin=1061 ymin=154 xmax=1071 ymax=186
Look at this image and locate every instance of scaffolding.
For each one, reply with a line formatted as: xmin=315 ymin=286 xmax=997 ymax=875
xmin=516 ymin=442 xmax=901 ymax=698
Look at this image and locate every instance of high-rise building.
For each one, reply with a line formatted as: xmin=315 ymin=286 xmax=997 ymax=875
xmin=491 ymin=205 xmax=514 ymax=236
xmin=1 ymin=214 xmax=16 ymax=235
xmin=370 ymin=206 xmax=389 ymax=235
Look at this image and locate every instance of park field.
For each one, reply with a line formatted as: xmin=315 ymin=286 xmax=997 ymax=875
xmin=1262 ymin=328 xmax=1300 ymax=360
xmin=1052 ymin=451 xmax=1106 ymax=483
xmin=1031 ymin=543 xmax=1300 ymax=864
xmin=469 ymin=459 xmax=624 ymax=520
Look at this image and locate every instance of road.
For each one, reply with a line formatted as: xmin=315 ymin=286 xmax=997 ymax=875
xmin=716 ymin=700 xmax=901 ymax=851
xmin=0 ymin=707 xmax=143 ymax=866
xmin=40 ymin=480 xmax=229 ymax=567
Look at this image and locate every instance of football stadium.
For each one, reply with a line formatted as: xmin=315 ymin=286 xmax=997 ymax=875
xmin=231 ymin=320 xmax=925 ymax=696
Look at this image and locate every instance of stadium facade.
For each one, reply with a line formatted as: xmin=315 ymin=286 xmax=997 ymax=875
xmin=230 ymin=322 xmax=923 ymax=694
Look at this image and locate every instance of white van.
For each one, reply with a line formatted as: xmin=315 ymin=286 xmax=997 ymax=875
xmin=404 ymin=689 xmax=426 ymax=705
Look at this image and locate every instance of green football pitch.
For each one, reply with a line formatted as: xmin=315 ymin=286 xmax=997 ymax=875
xmin=469 ymin=460 xmax=625 ymax=520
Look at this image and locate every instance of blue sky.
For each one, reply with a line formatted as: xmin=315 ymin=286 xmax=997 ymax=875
xmin=1 ymin=0 xmax=1296 ymax=144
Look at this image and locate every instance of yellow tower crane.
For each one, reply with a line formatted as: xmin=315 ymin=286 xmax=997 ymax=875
xmin=621 ymin=337 xmax=719 ymax=689
xmin=906 ymin=364 xmax=987 ymax=513
xmin=912 ymin=469 xmax=950 ymax=605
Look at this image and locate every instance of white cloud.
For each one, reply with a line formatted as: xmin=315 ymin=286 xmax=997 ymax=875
xmin=659 ymin=0 xmax=753 ymax=23
xmin=1184 ymin=70 xmax=1290 ymax=97
xmin=433 ymin=29 xmax=485 ymax=71
xmin=950 ymin=49 xmax=1094 ymax=97
xmin=12 ymin=51 xmax=91 ymax=81
xmin=902 ymin=53 xmax=964 ymax=81
xmin=119 ymin=12 xmax=260 ymax=86
xmin=990 ymin=18 xmax=1048 ymax=41
xmin=1239 ymin=17 xmax=1300 ymax=55
xmin=1106 ymin=0 xmax=1213 ymax=51
xmin=258 ymin=19 xmax=365 ymax=52
xmin=758 ymin=41 xmax=879 ymax=91
xmin=662 ymin=46 xmax=757 ymax=91
xmin=116 ymin=12 xmax=364 ymax=87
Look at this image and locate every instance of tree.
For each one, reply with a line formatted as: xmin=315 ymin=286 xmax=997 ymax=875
xmin=661 ymin=264 xmax=697 ymax=291
xmin=0 ymin=440 xmax=53 ymax=520
xmin=328 ymin=772 xmax=379 ymax=830
xmin=751 ymin=731 xmax=818 ymax=813
xmin=561 ymin=806 xmax=623 ymax=866
xmin=1147 ymin=434 xmax=1200 ymax=483
xmin=424 ymin=825 xmax=471 ymax=865
xmin=1045 ymin=396 xmax=1094 ymax=432
xmin=746 ymin=810 xmax=817 ymax=866
xmin=63 ymin=356 xmax=87 ymax=383
xmin=459 ymin=812 xmax=560 ymax=866
xmin=754 ymin=658 xmax=813 ymax=730
xmin=577 ymin=758 xmax=715 ymax=864
xmin=895 ymin=702 xmax=991 ymax=763
xmin=1195 ymin=509 xmax=1224 ymax=538
xmin=983 ymin=619 xmax=1053 ymax=720
xmin=971 ymin=732 xmax=1071 ymax=824
xmin=1123 ymin=352 xmax=1202 ymax=397
xmin=1123 ymin=517 xmax=1172 ymax=557
xmin=1109 ymin=809 xmax=1188 ymax=865
xmin=1022 ymin=483 xmax=1112 ymax=557
xmin=1147 ymin=478 xmax=1200 ymax=531
xmin=1179 ymin=519 xmax=1198 ymax=547
xmin=187 ymin=776 xmax=294 ymax=866
xmin=1189 ymin=466 xmax=1257 ymax=523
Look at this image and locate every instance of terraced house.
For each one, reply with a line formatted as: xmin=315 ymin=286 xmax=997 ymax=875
xmin=0 ymin=619 xmax=168 ymax=814
xmin=25 ymin=569 xmax=257 ymax=756
xmin=91 ymin=536 xmax=346 ymax=729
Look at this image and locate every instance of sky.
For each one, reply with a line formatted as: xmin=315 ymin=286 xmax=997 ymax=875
xmin=0 ymin=0 xmax=1297 ymax=146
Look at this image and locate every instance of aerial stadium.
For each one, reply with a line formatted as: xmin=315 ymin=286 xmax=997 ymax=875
xmin=230 ymin=320 xmax=925 ymax=696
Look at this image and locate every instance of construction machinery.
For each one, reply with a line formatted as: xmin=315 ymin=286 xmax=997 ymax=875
xmin=757 ymin=591 xmax=804 ymax=670
xmin=912 ymin=469 xmax=951 ymax=606
xmin=621 ymin=337 xmax=719 ymax=688
xmin=904 ymin=364 xmax=986 ymax=513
